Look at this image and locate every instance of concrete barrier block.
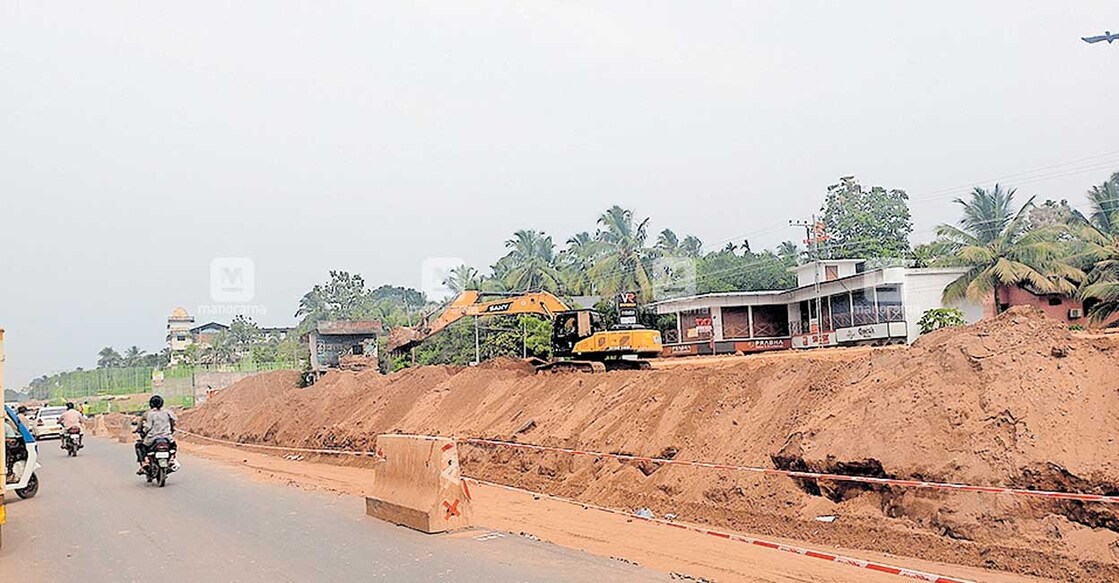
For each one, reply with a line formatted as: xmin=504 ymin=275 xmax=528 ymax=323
xmin=92 ymin=415 xmax=109 ymax=437
xmin=365 ymin=435 xmax=473 ymax=534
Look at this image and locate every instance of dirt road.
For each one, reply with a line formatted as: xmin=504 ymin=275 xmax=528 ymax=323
xmin=0 ymin=437 xmax=666 ymax=582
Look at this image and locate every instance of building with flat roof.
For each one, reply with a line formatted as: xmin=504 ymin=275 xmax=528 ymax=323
xmin=306 ymin=320 xmax=384 ymax=377
xmin=652 ymin=260 xmax=986 ymax=357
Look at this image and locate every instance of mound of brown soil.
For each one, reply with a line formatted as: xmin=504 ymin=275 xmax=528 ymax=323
xmin=182 ymin=307 xmax=1119 ymax=580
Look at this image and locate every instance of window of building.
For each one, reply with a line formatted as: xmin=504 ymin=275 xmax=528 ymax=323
xmin=825 ymin=265 xmax=839 ymax=281
xmin=876 ymin=286 xmax=904 ymax=322
xmin=1048 ymin=296 xmax=1062 ymax=306
xmin=829 ymin=293 xmax=852 ymax=328
xmin=851 ymin=289 xmax=874 ymax=325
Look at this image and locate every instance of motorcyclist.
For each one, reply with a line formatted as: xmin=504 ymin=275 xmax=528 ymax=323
xmin=135 ymin=395 xmax=177 ymax=474
xmin=58 ymin=402 xmax=84 ymax=449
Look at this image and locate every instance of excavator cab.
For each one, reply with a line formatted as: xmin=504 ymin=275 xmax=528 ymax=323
xmin=551 ymin=310 xmax=605 ymax=357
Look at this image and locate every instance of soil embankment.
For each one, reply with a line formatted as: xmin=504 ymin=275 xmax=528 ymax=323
xmin=182 ymin=307 xmax=1119 ymax=581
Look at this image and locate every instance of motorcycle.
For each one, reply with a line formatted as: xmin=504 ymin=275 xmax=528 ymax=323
xmin=4 ymin=404 xmax=40 ymax=499
xmin=62 ymin=426 xmax=83 ymax=457
xmin=142 ymin=437 xmax=179 ymax=487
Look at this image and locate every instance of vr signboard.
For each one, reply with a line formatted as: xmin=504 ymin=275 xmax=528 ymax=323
xmin=617 ymin=292 xmax=638 ymax=326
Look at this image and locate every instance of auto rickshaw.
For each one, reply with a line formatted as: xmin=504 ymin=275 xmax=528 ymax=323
xmin=4 ymin=404 xmax=39 ymax=499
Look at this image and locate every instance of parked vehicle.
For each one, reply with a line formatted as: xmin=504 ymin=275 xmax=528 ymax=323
xmin=141 ymin=437 xmax=178 ymax=487
xmin=4 ymin=405 xmax=40 ymax=499
xmin=62 ymin=426 xmax=82 ymax=457
xmin=31 ymin=406 xmax=66 ymax=440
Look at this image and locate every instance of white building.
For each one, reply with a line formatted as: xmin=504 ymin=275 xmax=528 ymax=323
xmin=166 ymin=307 xmax=196 ymax=364
xmin=652 ymin=260 xmax=985 ymax=356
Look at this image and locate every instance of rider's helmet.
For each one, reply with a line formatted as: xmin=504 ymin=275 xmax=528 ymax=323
xmin=65 ymin=402 xmax=75 ymax=410
xmin=17 ymin=406 xmax=28 ymax=414
xmin=149 ymin=395 xmax=164 ymax=409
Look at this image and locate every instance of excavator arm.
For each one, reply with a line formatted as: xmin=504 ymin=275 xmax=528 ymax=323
xmin=387 ymin=291 xmax=570 ymax=352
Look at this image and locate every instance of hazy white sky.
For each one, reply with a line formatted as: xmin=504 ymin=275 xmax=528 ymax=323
xmin=2 ymin=1 xmax=1117 ymax=388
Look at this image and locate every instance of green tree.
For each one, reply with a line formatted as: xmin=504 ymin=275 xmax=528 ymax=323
xmin=1074 ymin=172 xmax=1119 ymax=321
xmin=1028 ymin=199 xmax=1077 ymax=231
xmin=294 ymin=271 xmax=380 ymax=333
xmin=369 ymin=285 xmax=427 ymax=328
xmin=590 ymin=206 xmax=654 ymax=301
xmin=697 ymin=248 xmax=795 ymax=293
xmin=776 ymin=241 xmax=800 ymax=264
xmin=559 ymin=231 xmax=601 ymax=295
xmin=1086 ymin=172 xmax=1119 ymax=235
xmin=917 ymin=308 xmax=966 ymax=334
xmin=226 ymin=316 xmax=264 ymax=356
xmin=499 ymin=230 xmax=562 ymax=292
xmin=443 ymin=265 xmax=481 ymax=294
xmin=97 ymin=346 xmax=123 ymax=368
xmin=680 ymin=235 xmax=704 ymax=258
xmin=822 ymin=176 xmax=913 ymax=259
xmin=937 ymin=186 xmax=1082 ymax=309
xmin=909 ymin=241 xmax=951 ymax=268
xmin=654 ymin=229 xmax=703 ymax=259
xmin=122 ymin=346 xmax=145 ymax=367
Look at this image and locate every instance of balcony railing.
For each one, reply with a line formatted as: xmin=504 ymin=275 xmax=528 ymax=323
xmin=789 ymin=305 xmax=905 ymax=335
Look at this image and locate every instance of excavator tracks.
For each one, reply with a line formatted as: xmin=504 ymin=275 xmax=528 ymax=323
xmin=533 ymin=359 xmax=652 ymax=373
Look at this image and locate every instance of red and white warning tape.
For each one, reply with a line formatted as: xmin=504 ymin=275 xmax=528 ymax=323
xmin=176 ymin=429 xmax=973 ymax=583
xmin=464 ymin=477 xmax=973 ymax=583
xmin=178 ymin=430 xmax=1119 ymax=504
xmin=461 ymin=437 xmax=1119 ymax=504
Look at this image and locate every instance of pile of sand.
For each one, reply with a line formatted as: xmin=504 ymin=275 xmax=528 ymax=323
xmin=182 ymin=307 xmax=1119 ymax=580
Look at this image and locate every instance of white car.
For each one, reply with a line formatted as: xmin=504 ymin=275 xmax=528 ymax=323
xmin=32 ymin=406 xmax=67 ymax=440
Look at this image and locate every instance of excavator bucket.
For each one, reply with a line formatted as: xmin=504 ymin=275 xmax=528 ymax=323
xmin=386 ymin=327 xmax=425 ymax=353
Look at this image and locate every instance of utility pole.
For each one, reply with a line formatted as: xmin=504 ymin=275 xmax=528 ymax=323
xmin=790 ymin=215 xmax=826 ymax=337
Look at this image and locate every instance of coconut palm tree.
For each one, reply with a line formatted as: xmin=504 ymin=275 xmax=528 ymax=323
xmin=1073 ymin=173 xmax=1119 ymax=320
xmin=654 ymin=229 xmax=703 ymax=259
xmin=499 ymin=230 xmax=562 ymax=292
xmin=558 ymin=231 xmax=600 ymax=295
xmin=776 ymin=241 xmax=800 ymax=264
xmin=443 ymin=265 xmax=481 ymax=294
xmin=679 ymin=235 xmax=703 ymax=258
xmin=591 ymin=206 xmax=654 ymax=301
xmin=937 ymin=186 xmax=1082 ymax=310
xmin=655 ymin=229 xmax=680 ymax=255
xmin=955 ymin=184 xmax=1018 ymax=244
xmin=123 ymin=346 xmax=146 ymax=367
xmin=1086 ymin=172 xmax=1119 ymax=235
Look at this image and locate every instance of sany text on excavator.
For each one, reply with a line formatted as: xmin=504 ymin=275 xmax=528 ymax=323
xmin=385 ymin=291 xmax=662 ymax=372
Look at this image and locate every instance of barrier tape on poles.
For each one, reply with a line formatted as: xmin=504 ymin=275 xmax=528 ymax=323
xmin=177 ymin=430 xmax=1119 ymax=504
xmin=463 ymin=477 xmax=973 ymax=583
xmin=460 ymin=437 xmax=1119 ymax=504
xmin=176 ymin=429 xmax=973 ymax=583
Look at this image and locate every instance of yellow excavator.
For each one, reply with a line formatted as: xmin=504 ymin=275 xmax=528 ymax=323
xmin=386 ymin=290 xmax=662 ymax=372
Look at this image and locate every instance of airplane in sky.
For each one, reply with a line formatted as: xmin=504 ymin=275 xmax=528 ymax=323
xmin=1082 ymin=30 xmax=1118 ymax=44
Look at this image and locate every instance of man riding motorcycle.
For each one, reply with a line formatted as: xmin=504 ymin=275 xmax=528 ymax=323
xmin=135 ymin=395 xmax=177 ymax=475
xmin=58 ymin=402 xmax=84 ymax=450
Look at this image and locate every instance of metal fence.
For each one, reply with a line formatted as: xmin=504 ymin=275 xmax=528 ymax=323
xmin=40 ymin=361 xmax=297 ymax=405
xmin=789 ymin=305 xmax=905 ymax=335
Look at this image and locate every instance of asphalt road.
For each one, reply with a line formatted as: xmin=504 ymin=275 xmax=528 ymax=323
xmin=1 ymin=437 xmax=667 ymax=582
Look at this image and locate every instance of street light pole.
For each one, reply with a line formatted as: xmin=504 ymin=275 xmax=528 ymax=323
xmin=790 ymin=215 xmax=825 ymax=336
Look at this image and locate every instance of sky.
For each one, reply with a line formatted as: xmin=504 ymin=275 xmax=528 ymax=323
xmin=1 ymin=1 xmax=1117 ymax=389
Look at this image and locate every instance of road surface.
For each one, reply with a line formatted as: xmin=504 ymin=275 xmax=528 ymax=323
xmin=1 ymin=437 xmax=667 ymax=582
